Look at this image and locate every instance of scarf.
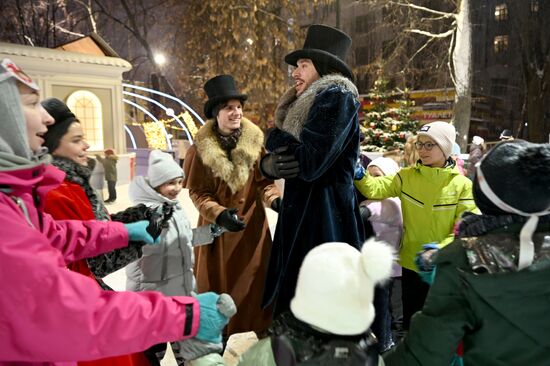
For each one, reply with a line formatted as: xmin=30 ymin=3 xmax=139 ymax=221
xmin=51 ymin=157 xmax=110 ymax=221
xmin=212 ymin=122 xmax=242 ymax=157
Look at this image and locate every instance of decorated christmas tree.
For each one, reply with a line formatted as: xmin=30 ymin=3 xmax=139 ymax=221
xmin=360 ymin=78 xmax=419 ymax=152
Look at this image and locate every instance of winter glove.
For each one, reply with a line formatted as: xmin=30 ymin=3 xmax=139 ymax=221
xmin=260 ymin=146 xmax=300 ymax=179
xmin=354 ymin=164 xmax=366 ymax=180
xmin=124 ymin=221 xmax=159 ymax=245
xmin=415 ymin=243 xmax=439 ymax=285
xmin=216 ymin=208 xmax=245 ymax=232
xmin=359 ymin=205 xmax=372 ymax=222
xmin=271 ymin=197 xmax=282 ymax=213
xmin=146 ymin=203 xmax=174 ymax=240
xmin=196 ymin=292 xmax=236 ymax=344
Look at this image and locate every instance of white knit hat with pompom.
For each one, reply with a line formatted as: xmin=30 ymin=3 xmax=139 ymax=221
xmin=290 ymin=239 xmax=395 ymax=335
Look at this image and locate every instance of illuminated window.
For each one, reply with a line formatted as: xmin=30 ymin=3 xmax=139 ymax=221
xmin=494 ymin=4 xmax=507 ymax=21
xmin=66 ymin=90 xmax=104 ymax=151
xmin=531 ymin=0 xmax=539 ymax=12
xmin=493 ymin=35 xmax=509 ymax=53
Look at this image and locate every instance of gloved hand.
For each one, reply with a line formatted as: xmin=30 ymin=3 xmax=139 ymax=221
xmin=271 ymin=197 xmax=282 ymax=213
xmin=354 ymin=164 xmax=366 ymax=180
xmin=196 ymin=292 xmax=236 ymax=344
xmin=215 ymin=208 xmax=245 ymax=232
xmin=415 ymin=243 xmax=439 ymax=284
xmin=124 ymin=221 xmax=159 ymax=244
xmin=359 ymin=205 xmax=372 ymax=222
xmin=260 ymin=146 xmax=300 ymax=179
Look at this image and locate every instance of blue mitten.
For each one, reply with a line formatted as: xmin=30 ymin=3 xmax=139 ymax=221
xmin=196 ymin=292 xmax=236 ymax=343
xmin=124 ymin=221 xmax=158 ymax=245
xmin=354 ymin=164 xmax=366 ymax=180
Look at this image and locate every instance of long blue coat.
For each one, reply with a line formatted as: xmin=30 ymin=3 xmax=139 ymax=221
xmin=262 ymin=75 xmax=365 ymax=315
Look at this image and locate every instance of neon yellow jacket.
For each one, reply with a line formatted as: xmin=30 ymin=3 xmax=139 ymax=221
xmin=355 ymin=163 xmax=478 ymax=271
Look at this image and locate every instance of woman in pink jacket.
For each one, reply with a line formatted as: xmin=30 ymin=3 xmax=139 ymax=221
xmin=0 ymin=59 xmax=232 ymax=365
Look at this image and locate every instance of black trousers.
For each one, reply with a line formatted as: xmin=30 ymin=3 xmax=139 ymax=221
xmin=107 ymin=180 xmax=117 ymax=201
xmin=401 ymin=267 xmax=430 ymax=330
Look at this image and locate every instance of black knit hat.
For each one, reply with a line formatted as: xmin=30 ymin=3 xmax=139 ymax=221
xmin=473 ymin=140 xmax=550 ymax=215
xmin=285 ymin=24 xmax=353 ymax=80
xmin=41 ymin=98 xmax=79 ymax=153
xmin=203 ymin=75 xmax=247 ymax=119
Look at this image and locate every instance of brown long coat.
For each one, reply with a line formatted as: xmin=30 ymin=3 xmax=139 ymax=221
xmin=183 ymin=118 xmax=280 ymax=335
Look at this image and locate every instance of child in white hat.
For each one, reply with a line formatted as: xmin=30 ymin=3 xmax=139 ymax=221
xmin=238 ymin=239 xmax=394 ymax=365
xmin=354 ymin=121 xmax=479 ymax=331
xmin=126 ymin=150 xmax=234 ymax=365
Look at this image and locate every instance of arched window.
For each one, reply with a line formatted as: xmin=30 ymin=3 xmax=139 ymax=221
xmin=66 ymin=90 xmax=103 ymax=151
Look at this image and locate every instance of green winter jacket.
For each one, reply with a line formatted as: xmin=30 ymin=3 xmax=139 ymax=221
xmin=96 ymin=154 xmax=118 ymax=181
xmin=354 ymin=163 xmax=477 ymax=271
xmin=384 ymin=223 xmax=550 ymax=366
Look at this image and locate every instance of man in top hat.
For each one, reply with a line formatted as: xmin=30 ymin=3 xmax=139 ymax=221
xmin=183 ymin=75 xmax=281 ymax=337
xmin=260 ymin=24 xmax=365 ymax=316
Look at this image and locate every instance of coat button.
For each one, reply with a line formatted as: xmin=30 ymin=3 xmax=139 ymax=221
xmin=238 ymin=198 xmax=244 ymax=204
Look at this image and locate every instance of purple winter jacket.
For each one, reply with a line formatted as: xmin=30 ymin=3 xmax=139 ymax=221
xmin=0 ymin=163 xmax=199 ymax=365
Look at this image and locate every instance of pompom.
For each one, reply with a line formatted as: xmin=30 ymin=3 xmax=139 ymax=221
xmin=360 ymin=238 xmax=395 ymax=284
xmin=518 ymin=144 xmax=550 ymax=181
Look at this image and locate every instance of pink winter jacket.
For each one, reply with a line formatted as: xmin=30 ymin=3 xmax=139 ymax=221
xmin=0 ymin=163 xmax=200 ymax=365
xmin=363 ymin=197 xmax=403 ymax=277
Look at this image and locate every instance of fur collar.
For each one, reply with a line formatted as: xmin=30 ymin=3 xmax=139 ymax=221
xmin=274 ymin=74 xmax=358 ymax=141
xmin=194 ymin=117 xmax=264 ymax=193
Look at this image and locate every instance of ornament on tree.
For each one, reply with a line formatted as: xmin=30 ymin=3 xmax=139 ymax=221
xmin=359 ymin=78 xmax=418 ymax=153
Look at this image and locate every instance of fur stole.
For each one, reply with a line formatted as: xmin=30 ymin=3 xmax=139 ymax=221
xmin=194 ymin=117 xmax=263 ymax=193
xmin=274 ymin=74 xmax=358 ymax=141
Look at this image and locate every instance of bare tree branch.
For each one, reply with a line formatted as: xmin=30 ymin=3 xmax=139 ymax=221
xmin=390 ymin=1 xmax=456 ymax=19
xmin=405 ymin=28 xmax=455 ymax=38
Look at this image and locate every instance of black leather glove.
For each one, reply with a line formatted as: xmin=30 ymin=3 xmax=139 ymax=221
xmin=271 ymin=197 xmax=282 ymax=213
xmin=360 ymin=205 xmax=372 ymax=222
xmin=216 ymin=208 xmax=245 ymax=232
xmin=260 ymin=147 xmax=300 ymax=179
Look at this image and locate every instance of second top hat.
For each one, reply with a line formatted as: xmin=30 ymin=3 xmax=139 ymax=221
xmin=285 ymin=24 xmax=353 ymax=80
xmin=203 ymin=75 xmax=247 ymax=119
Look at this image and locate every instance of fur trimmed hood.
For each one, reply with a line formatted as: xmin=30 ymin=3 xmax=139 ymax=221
xmin=193 ymin=117 xmax=264 ymax=193
xmin=274 ymin=74 xmax=358 ymax=141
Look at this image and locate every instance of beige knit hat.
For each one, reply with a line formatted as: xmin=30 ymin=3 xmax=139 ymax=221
xmin=417 ymin=121 xmax=456 ymax=158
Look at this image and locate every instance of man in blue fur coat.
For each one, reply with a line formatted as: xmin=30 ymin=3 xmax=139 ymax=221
xmin=260 ymin=24 xmax=365 ymax=316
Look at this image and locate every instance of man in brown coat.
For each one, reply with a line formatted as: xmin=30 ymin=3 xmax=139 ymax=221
xmin=183 ymin=75 xmax=281 ymax=338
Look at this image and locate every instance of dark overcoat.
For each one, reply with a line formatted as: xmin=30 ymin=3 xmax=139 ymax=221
xmin=262 ymin=74 xmax=365 ymax=315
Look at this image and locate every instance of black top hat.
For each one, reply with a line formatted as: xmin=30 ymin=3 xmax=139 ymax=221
xmin=203 ymin=75 xmax=248 ymax=119
xmin=285 ymin=24 xmax=353 ymax=80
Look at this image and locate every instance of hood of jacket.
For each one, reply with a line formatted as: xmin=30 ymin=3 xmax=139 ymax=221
xmin=438 ymin=226 xmax=550 ymax=349
xmin=274 ymin=74 xmax=358 ymax=141
xmin=0 ymin=74 xmax=34 ymax=161
xmin=193 ymin=117 xmax=263 ymax=194
xmin=129 ymin=175 xmax=180 ymax=208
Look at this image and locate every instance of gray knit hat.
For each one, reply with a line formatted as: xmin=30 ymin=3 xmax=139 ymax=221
xmin=147 ymin=150 xmax=183 ymax=188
